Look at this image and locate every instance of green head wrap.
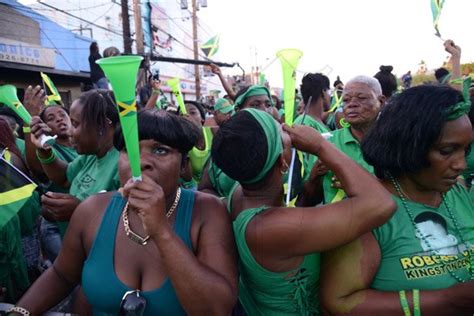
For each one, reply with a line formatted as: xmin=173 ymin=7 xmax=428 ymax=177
xmin=214 ymin=98 xmax=235 ymax=114
xmin=242 ymin=108 xmax=283 ymax=184
xmin=234 ymin=85 xmax=273 ymax=109
xmin=446 ymin=77 xmax=472 ymax=120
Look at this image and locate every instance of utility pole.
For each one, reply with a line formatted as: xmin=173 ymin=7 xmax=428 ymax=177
xmin=133 ymin=0 xmax=144 ymax=54
xmin=121 ymin=0 xmax=132 ymax=54
xmin=191 ymin=0 xmax=201 ymax=99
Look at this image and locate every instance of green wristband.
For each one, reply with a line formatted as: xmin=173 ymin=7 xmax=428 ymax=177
xmin=36 ymin=149 xmax=56 ymax=165
xmin=413 ymin=289 xmax=420 ymax=316
xmin=399 ymin=290 xmax=412 ymax=316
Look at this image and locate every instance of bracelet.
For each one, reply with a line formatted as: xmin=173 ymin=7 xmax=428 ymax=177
xmin=399 ymin=290 xmax=412 ymax=316
xmin=152 ymin=89 xmax=161 ymax=95
xmin=36 ymin=149 xmax=56 ymax=164
xmin=22 ymin=126 xmax=31 ymax=133
xmin=6 ymin=306 xmax=31 ymax=316
xmin=413 ymin=289 xmax=420 ymax=316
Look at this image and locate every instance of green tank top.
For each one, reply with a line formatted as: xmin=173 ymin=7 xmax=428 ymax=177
xmin=189 ymin=127 xmax=213 ymax=183
xmin=234 ymin=207 xmax=320 ymax=315
xmin=82 ymin=190 xmax=195 ymax=315
xmin=372 ymin=184 xmax=474 ymax=291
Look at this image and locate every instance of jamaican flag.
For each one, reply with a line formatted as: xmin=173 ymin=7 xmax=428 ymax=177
xmin=40 ymin=72 xmax=62 ymax=106
xmin=201 ymin=35 xmax=220 ymax=58
xmin=0 ymin=151 xmax=37 ymax=230
xmin=431 ymin=0 xmax=446 ymax=37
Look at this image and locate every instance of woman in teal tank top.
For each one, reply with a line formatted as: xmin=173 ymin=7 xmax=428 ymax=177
xmin=321 ymin=82 xmax=474 ymax=314
xmin=212 ymin=109 xmax=396 ymax=315
xmin=15 ymin=110 xmax=237 ymax=315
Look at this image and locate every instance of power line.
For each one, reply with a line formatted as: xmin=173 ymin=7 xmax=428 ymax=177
xmin=40 ymin=28 xmax=75 ymax=71
xmin=2 ymin=3 xmax=84 ymax=29
xmin=36 ymin=1 xmax=124 ymax=36
xmin=0 ymin=16 xmax=83 ymax=35
xmin=5 ymin=2 xmax=121 ymax=38
xmin=174 ymin=0 xmax=212 ymax=38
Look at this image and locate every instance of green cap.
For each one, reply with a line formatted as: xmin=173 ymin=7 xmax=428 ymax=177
xmin=214 ymin=98 xmax=235 ymax=114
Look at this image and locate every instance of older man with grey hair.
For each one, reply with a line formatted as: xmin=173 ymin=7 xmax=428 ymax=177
xmin=297 ymin=75 xmax=386 ymax=206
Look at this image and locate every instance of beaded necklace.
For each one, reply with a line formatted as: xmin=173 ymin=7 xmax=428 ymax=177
xmin=389 ymin=176 xmax=474 ymax=283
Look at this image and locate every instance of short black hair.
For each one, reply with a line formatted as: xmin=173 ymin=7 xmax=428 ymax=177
xmin=374 ymin=65 xmax=397 ymax=98
xmin=39 ymin=105 xmax=69 ymax=122
xmin=114 ymin=110 xmax=199 ymax=155
xmin=78 ymin=89 xmax=119 ymax=131
xmin=300 ymin=73 xmax=330 ymax=105
xmin=415 ymin=211 xmax=448 ymax=232
xmin=362 ymin=84 xmax=464 ymax=179
xmin=0 ymin=107 xmax=21 ymax=126
xmin=211 ymin=110 xmax=268 ymax=183
xmin=89 ymin=42 xmax=99 ymax=55
xmin=180 ymin=100 xmax=206 ymax=121
xmin=333 ymin=75 xmax=343 ymax=88
xmin=435 ymin=68 xmax=450 ymax=83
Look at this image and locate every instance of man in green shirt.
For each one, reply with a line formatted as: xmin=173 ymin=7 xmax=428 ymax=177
xmin=293 ymin=73 xmax=332 ymax=197
xmin=298 ymin=75 xmax=385 ymax=206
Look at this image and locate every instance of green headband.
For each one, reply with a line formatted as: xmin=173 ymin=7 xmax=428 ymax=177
xmin=214 ymin=98 xmax=235 ymax=114
xmin=446 ymin=77 xmax=472 ymax=121
xmin=242 ymin=108 xmax=283 ymax=184
xmin=234 ymin=85 xmax=272 ymax=109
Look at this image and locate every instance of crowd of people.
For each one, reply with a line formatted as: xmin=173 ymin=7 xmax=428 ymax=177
xmin=0 ymin=39 xmax=473 ymax=315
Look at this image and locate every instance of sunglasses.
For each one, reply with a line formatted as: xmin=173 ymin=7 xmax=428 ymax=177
xmin=119 ymin=290 xmax=146 ymax=316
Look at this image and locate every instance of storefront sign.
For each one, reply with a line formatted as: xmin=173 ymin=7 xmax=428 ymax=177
xmin=0 ymin=37 xmax=55 ymax=68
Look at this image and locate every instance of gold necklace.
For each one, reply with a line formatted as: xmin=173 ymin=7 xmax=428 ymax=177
xmin=122 ymin=188 xmax=181 ymax=246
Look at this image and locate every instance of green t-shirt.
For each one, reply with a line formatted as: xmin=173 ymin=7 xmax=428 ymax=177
xmin=372 ymin=184 xmax=474 ymax=291
xmin=293 ymin=115 xmax=331 ymax=183
xmin=322 ymin=127 xmax=374 ymax=204
xmin=66 ymin=148 xmax=120 ymax=202
xmin=48 ymin=144 xmax=78 ymax=194
xmin=234 ymin=207 xmax=320 ymax=315
xmin=47 ymin=144 xmax=78 ymax=238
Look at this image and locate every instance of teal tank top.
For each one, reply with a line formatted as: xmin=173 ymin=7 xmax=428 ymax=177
xmin=82 ymin=190 xmax=195 ymax=315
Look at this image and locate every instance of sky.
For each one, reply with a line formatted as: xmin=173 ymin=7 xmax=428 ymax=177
xmin=198 ymin=0 xmax=474 ymax=88
xmin=16 ymin=0 xmax=474 ymax=89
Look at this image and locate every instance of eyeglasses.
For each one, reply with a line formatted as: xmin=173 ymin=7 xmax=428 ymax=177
xmin=119 ymin=290 xmax=146 ymax=316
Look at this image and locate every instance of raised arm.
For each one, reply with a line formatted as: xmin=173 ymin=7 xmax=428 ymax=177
xmin=144 ymin=80 xmax=162 ymax=110
xmin=23 ymin=86 xmax=48 ymax=179
xmin=210 ymin=64 xmax=236 ymax=100
xmin=249 ymin=124 xmax=396 ymax=257
xmin=320 ymin=232 xmax=474 ymax=315
xmin=30 ymin=116 xmax=70 ymax=187
xmin=444 ymin=40 xmax=461 ymax=90
xmin=296 ymin=159 xmax=327 ymax=206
